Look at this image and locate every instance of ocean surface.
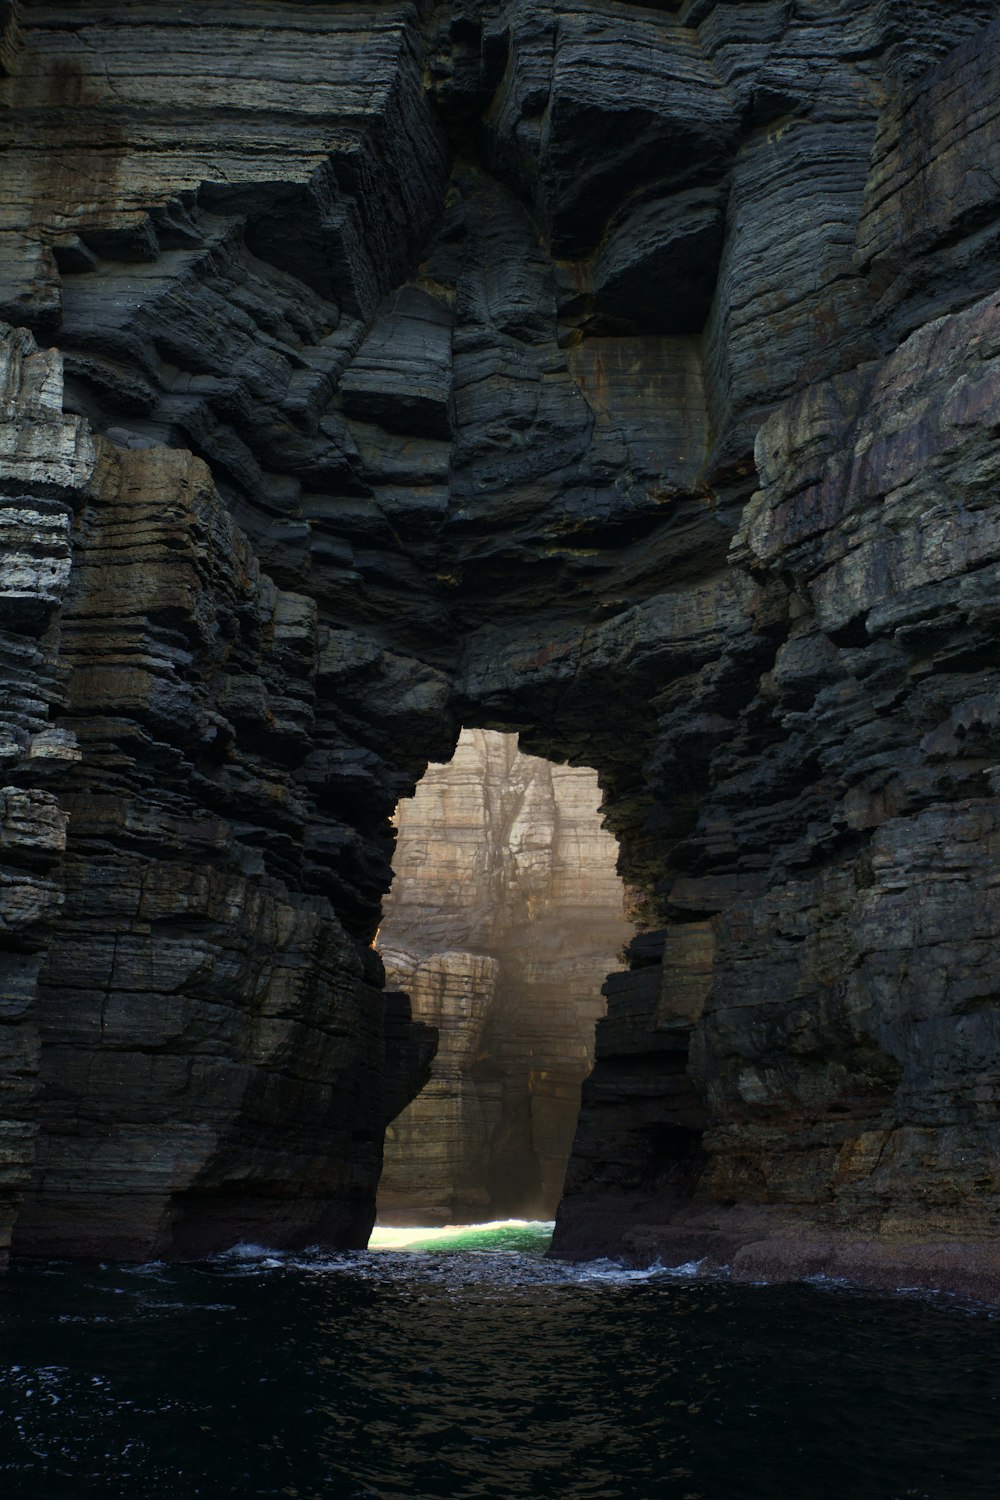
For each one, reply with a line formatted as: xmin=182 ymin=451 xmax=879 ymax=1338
xmin=0 ymin=1220 xmax=996 ymax=1500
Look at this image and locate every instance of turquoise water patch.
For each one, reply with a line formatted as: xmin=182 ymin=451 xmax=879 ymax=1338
xmin=368 ymin=1218 xmax=554 ymax=1255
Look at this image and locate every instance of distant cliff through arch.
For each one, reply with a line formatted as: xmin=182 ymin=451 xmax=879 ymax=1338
xmin=376 ymin=727 xmax=632 ymax=1225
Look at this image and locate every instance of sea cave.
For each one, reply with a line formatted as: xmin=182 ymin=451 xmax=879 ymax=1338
xmin=0 ymin=1 xmax=999 ymax=1496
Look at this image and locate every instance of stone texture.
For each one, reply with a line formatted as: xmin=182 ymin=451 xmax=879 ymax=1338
xmin=483 ymin=0 xmax=738 ymax=259
xmin=0 ymin=325 xmax=89 ymax=1265
xmin=0 ymin=0 xmax=998 ymax=1292
xmin=0 ymin=321 xmax=438 ymax=1264
xmin=377 ymin=728 xmax=631 ymax=1224
xmin=858 ymin=16 xmax=1000 ymax=342
xmin=0 ymin=1 xmax=448 ymax=325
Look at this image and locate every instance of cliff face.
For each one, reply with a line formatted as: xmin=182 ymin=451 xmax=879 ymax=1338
xmin=377 ymin=727 xmax=631 ymax=1224
xmin=0 ymin=328 xmax=438 ymax=1259
xmin=1 ymin=0 xmax=1000 ymax=1289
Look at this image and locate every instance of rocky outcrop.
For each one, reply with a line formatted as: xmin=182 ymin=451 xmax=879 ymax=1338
xmin=0 ymin=322 xmax=438 ymax=1262
xmin=0 ymin=326 xmax=87 ymax=1263
xmin=0 ymin=1 xmax=999 ymax=1291
xmin=377 ymin=728 xmax=631 ymax=1224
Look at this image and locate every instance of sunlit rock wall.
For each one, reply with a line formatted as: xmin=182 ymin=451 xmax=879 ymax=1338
xmin=377 ymin=728 xmax=631 ymax=1223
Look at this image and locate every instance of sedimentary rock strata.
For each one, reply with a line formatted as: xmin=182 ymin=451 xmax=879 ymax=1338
xmin=0 ymin=0 xmax=998 ymax=1291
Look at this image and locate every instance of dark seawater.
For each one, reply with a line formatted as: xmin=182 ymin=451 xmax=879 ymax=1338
xmin=0 ymin=1221 xmax=997 ymax=1500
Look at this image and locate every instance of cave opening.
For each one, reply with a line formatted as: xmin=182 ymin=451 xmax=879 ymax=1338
xmin=374 ymin=728 xmax=634 ymax=1228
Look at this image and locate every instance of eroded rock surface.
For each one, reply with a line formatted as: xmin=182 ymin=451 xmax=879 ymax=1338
xmin=0 ymin=0 xmax=999 ymax=1291
xmin=377 ymin=728 xmax=631 ymax=1224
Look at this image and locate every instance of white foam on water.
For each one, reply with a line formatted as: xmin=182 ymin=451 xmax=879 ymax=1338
xmin=663 ymin=1258 xmax=705 ymax=1278
xmin=213 ymin=1242 xmax=290 ymax=1268
xmin=199 ymin=1230 xmax=715 ymax=1292
xmin=562 ymin=1256 xmax=707 ymax=1285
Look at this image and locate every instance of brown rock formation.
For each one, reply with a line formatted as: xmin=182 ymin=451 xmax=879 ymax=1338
xmin=377 ymin=728 xmax=631 ymax=1224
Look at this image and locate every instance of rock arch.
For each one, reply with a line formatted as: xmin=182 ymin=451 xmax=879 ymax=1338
xmin=0 ymin=1 xmax=999 ymax=1292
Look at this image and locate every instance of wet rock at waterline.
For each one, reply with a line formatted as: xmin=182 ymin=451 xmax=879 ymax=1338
xmin=0 ymin=0 xmax=999 ymax=1292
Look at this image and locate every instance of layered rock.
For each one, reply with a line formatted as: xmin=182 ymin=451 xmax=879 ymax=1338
xmin=0 ymin=322 xmax=437 ymax=1261
xmin=0 ymin=326 xmax=88 ymax=1263
xmin=0 ymin=0 xmax=998 ymax=1292
xmin=377 ymin=728 xmax=631 ymax=1223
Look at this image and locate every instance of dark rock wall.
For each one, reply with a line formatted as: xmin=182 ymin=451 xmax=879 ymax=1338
xmin=0 ymin=331 xmax=439 ymax=1260
xmin=1 ymin=0 xmax=999 ymax=1284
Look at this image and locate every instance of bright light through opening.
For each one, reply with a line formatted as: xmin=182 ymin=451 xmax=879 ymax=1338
xmin=367 ymin=1219 xmax=555 ymax=1254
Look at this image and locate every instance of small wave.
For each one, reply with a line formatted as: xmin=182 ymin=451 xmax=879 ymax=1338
xmin=199 ymin=1230 xmax=713 ymax=1291
xmin=652 ymin=1257 xmax=706 ymax=1279
xmin=215 ymin=1243 xmax=284 ymax=1262
xmin=555 ymin=1255 xmax=707 ymax=1285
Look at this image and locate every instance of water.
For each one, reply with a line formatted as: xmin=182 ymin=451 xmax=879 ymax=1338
xmin=0 ymin=1221 xmax=996 ymax=1500
xmin=367 ymin=1219 xmax=559 ymax=1254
